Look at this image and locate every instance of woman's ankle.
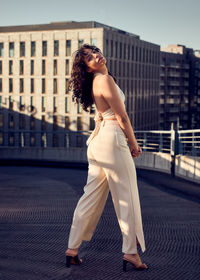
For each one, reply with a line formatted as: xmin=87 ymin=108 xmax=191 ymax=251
xmin=66 ymin=248 xmax=78 ymax=255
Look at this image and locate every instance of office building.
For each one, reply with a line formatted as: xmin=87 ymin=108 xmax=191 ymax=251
xmin=0 ymin=21 xmax=160 ymax=147
xmin=160 ymin=44 xmax=200 ymax=130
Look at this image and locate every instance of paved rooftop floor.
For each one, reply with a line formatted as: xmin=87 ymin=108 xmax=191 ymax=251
xmin=0 ymin=166 xmax=199 ymax=280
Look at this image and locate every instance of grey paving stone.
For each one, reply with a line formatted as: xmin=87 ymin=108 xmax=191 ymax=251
xmin=0 ymin=166 xmax=199 ymax=280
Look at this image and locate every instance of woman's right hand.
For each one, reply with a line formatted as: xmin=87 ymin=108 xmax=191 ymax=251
xmin=129 ymin=143 xmax=142 ymax=158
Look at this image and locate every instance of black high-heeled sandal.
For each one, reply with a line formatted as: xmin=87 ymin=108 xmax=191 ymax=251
xmin=123 ymin=258 xmax=148 ymax=271
xmin=66 ymin=254 xmax=82 ymax=268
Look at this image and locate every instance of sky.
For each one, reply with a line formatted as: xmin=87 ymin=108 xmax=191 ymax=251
xmin=1 ymin=0 xmax=199 ymax=50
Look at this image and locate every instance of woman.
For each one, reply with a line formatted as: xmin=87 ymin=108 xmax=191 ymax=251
xmin=65 ymin=44 xmax=148 ymax=271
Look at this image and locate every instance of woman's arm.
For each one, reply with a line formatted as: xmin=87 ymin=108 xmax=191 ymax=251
xmin=99 ymin=75 xmax=142 ymax=158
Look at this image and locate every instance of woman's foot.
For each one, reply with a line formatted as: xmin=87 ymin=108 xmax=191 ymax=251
xmin=123 ymin=253 xmax=148 ymax=271
xmin=65 ymin=248 xmax=82 ymax=267
xmin=65 ymin=248 xmax=78 ymax=257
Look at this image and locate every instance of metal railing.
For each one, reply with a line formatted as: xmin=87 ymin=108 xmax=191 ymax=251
xmin=0 ymin=128 xmax=200 ymax=157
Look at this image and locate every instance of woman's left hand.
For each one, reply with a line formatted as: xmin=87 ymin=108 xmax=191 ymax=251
xmin=131 ymin=146 xmax=142 ymax=158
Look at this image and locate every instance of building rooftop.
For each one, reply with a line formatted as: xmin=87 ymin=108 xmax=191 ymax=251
xmin=0 ymin=20 xmax=140 ymax=38
xmin=0 ymin=165 xmax=199 ymax=280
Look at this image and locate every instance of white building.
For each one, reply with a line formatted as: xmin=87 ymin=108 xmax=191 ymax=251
xmin=0 ymin=21 xmax=160 ymax=147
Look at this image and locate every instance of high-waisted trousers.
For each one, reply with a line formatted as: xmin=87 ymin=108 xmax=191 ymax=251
xmin=68 ymin=119 xmax=146 ymax=254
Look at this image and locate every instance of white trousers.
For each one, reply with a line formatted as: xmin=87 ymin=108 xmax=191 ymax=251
xmin=68 ymin=120 xmax=146 ymax=254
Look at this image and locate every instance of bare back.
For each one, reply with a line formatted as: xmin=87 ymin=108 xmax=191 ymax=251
xmin=92 ymin=74 xmax=111 ymax=114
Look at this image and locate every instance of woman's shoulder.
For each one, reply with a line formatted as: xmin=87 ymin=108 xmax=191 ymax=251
xmin=94 ymin=73 xmax=115 ymax=85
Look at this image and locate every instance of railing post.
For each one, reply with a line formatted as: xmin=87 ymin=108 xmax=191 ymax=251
xmin=170 ymin=123 xmax=179 ymax=177
xmin=159 ymin=133 xmax=163 ymax=152
xmin=20 ymin=132 xmax=24 ymax=147
xmin=143 ymin=133 xmax=147 ymax=151
xmin=192 ymin=132 xmax=196 ymax=156
xmin=44 ymin=133 xmax=47 ymax=148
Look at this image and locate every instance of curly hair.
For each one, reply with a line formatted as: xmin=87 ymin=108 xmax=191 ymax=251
xmin=69 ymin=44 xmax=116 ymax=112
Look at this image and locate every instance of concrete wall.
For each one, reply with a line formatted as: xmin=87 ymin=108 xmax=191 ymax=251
xmin=175 ymin=155 xmax=200 ymax=184
xmin=0 ymin=147 xmax=199 ymax=184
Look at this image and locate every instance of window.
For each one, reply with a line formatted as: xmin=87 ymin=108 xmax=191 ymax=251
xmin=20 ymin=42 xmax=25 ymax=57
xmin=41 ymin=96 xmax=45 ymax=112
xmin=66 ymin=40 xmax=71 ymax=56
xmin=20 ymin=60 xmax=24 ymax=75
xmin=9 ymin=96 xmax=13 ymax=109
xmin=0 ymin=43 xmax=4 ymax=57
xmin=90 ymin=104 xmax=95 ymax=114
xmin=65 ymin=59 xmax=69 ymax=75
xmin=77 ymin=116 xmax=82 ymax=130
xmin=42 ymin=59 xmax=45 ymax=75
xmin=53 ymin=116 xmax=58 ymax=130
xmin=65 ymin=116 xmax=70 ymax=130
xmin=65 ymin=97 xmax=69 ymax=113
xmin=106 ymin=39 xmax=108 ymax=56
xmin=19 ymin=114 xmax=26 ymax=129
xmin=8 ymin=113 xmax=14 ymax=128
xmin=128 ymin=45 xmax=130 ymax=60
xmin=65 ymin=78 xmax=69 ymax=94
xmin=0 ymin=113 xmax=3 ymax=127
xmin=9 ymin=60 xmax=13 ymax=75
xmin=19 ymin=96 xmax=25 ymax=111
xmin=0 ymin=132 xmax=3 ymax=145
xmin=124 ymin=43 xmax=126 ymax=59
xmin=78 ymin=39 xmax=84 ymax=49
xmin=30 ymin=116 xmax=35 ymax=130
xmin=9 ymin=78 xmax=13 ymax=93
xmin=31 ymin=60 xmax=34 ymax=75
xmin=42 ymin=78 xmax=45 ymax=94
xmin=115 ymin=41 xmax=118 ymax=58
xmin=31 ymin=78 xmax=34 ymax=93
xmin=53 ymin=78 xmax=57 ymax=94
xmin=9 ymin=42 xmax=14 ymax=57
xmin=0 ymin=78 xmax=2 ymax=92
xmin=0 ymin=61 xmax=2 ymax=74
xmin=30 ymin=96 xmax=34 ymax=112
xmin=42 ymin=41 xmax=47 ymax=56
xmin=9 ymin=133 xmax=15 ymax=146
xmin=120 ymin=42 xmax=122 ymax=59
xmin=54 ymin=40 xmax=59 ymax=56
xmin=77 ymin=103 xmax=82 ymax=113
xmin=89 ymin=117 xmax=95 ymax=130
xmin=20 ymin=78 xmax=24 ymax=93
xmin=53 ymin=96 xmax=57 ymax=112
xmin=30 ymin=133 xmax=36 ymax=146
xmin=53 ymin=59 xmax=57 ymax=75
xmin=53 ymin=134 xmax=59 ymax=147
xmin=41 ymin=133 xmax=47 ymax=147
xmin=111 ymin=40 xmax=113 ymax=57
xmin=136 ymin=46 xmax=138 ymax=61
xmin=31 ymin=41 xmax=36 ymax=57
xmin=91 ymin=38 xmax=97 ymax=46
xmin=41 ymin=115 xmax=46 ymax=130
xmin=132 ymin=46 xmax=134 ymax=61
